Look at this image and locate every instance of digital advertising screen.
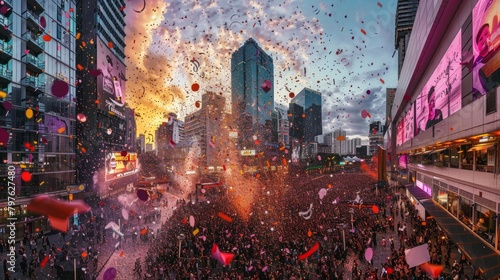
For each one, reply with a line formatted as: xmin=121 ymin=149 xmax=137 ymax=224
xmin=104 ymin=152 xmax=138 ymax=181
xmin=403 ymin=102 xmax=414 ymax=143
xmin=416 ymin=180 xmax=432 ymax=197
xmin=97 ymin=37 xmax=127 ymax=118
xmin=473 ymin=0 xmax=500 ymax=96
xmin=399 ymin=154 xmax=408 ymax=169
xmin=415 ymin=31 xmax=462 ymax=134
xmin=396 ymin=119 xmax=404 ymax=146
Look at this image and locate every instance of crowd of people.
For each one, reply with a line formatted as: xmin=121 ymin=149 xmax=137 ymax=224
xmin=133 ymin=170 xmax=478 ymax=279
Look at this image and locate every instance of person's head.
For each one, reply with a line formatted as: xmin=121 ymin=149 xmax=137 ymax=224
xmin=477 ymin=23 xmax=491 ymax=57
xmin=427 ymin=86 xmax=436 ymax=119
xmin=106 ymin=55 xmax=113 ymax=73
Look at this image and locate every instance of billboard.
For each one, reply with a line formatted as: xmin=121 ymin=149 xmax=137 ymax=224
xmin=415 ymin=180 xmax=432 ymax=197
xmin=97 ymin=37 xmax=126 ymax=118
xmin=396 ymin=119 xmax=404 ymax=146
xmin=399 ymin=154 xmax=408 ymax=169
xmin=415 ymin=31 xmax=462 ymax=134
xmin=105 ymin=152 xmax=138 ymax=181
xmin=472 ymin=0 xmax=500 ymax=97
xmin=403 ymin=102 xmax=414 ymax=143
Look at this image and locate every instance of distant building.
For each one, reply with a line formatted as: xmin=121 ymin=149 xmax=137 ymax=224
xmin=274 ymin=104 xmax=290 ymax=147
xmin=155 ymin=113 xmax=184 ymax=157
xmin=369 ymin=121 xmax=384 ymax=156
xmin=184 ymin=92 xmax=227 ymax=169
xmin=289 ymin=88 xmax=322 ymax=143
xmin=138 ymin=134 xmax=146 ymax=154
xmin=333 ymin=128 xmax=347 ymax=155
xmin=347 ymin=138 xmax=362 ymax=155
xmin=145 ymin=143 xmax=153 ymax=152
xmin=356 ymin=145 xmax=368 ymax=158
xmin=124 ymin=106 xmax=137 ymax=152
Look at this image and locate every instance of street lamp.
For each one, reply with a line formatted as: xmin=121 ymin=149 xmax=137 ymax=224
xmin=177 ymin=234 xmax=185 ymax=259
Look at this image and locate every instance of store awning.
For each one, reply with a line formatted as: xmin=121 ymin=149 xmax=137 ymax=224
xmin=422 ymin=150 xmax=432 ymax=154
xmin=430 ymin=148 xmax=447 ymax=154
xmin=414 ymin=151 xmax=423 ymax=155
xmin=411 ymin=199 xmax=500 ymax=279
xmin=468 ymin=143 xmax=496 ymax=152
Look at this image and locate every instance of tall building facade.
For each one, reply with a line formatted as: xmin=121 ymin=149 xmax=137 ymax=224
xmin=395 ymin=0 xmax=419 ymax=77
xmin=184 ymin=92 xmax=227 ymax=169
xmin=231 ymin=38 xmax=275 ymax=148
xmin=333 ymin=128 xmax=347 ymax=155
xmin=347 ymin=138 xmax=362 ymax=155
xmin=274 ymin=104 xmax=290 ymax=147
xmin=76 ymin=0 xmax=137 ymax=198
xmin=369 ymin=121 xmax=384 ymax=156
xmin=289 ymin=88 xmax=322 ymax=143
xmin=124 ymin=106 xmax=137 ymax=152
xmin=0 ymin=0 xmax=78 ymax=239
xmin=388 ymin=0 xmax=500 ymax=277
xmin=155 ymin=113 xmax=184 ymax=157
xmin=385 ymin=88 xmax=396 ymax=130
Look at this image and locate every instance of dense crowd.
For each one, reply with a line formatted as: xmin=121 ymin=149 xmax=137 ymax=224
xmin=133 ymin=170 xmax=477 ymax=280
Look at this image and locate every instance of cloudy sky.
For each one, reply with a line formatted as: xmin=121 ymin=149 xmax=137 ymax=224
xmin=123 ymin=0 xmax=398 ymax=144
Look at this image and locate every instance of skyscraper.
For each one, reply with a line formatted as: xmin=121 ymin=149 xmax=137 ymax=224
xmin=385 ymin=88 xmax=396 ymax=129
xmin=76 ymin=0 xmax=136 ymax=198
xmin=0 ymin=0 xmax=77 ymax=240
xmin=289 ymin=88 xmax=322 ymax=143
xmin=332 ymin=128 xmax=346 ymax=155
xmin=395 ymin=0 xmax=420 ymax=77
xmin=369 ymin=121 xmax=384 ymax=156
xmin=274 ymin=104 xmax=290 ymax=147
xmin=231 ymin=38 xmax=275 ymax=147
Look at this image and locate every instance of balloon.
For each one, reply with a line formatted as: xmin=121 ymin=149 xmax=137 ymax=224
xmin=0 ymin=127 xmax=10 ymax=144
xmin=76 ymin=113 xmax=87 ymax=122
xmin=103 ymin=267 xmax=118 ymax=280
xmin=25 ymin=108 xmax=34 ymax=119
xmin=121 ymin=209 xmax=129 ymax=220
xmin=21 ymin=171 xmax=32 ymax=182
xmin=136 ymin=189 xmax=148 ymax=201
xmin=364 ymin=247 xmax=374 ymax=262
xmin=189 ymin=215 xmax=195 ymax=227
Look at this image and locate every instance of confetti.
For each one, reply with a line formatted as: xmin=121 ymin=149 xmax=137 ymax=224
xmin=298 ymin=242 xmax=319 ymax=260
xmin=217 ymin=212 xmax=233 ymax=222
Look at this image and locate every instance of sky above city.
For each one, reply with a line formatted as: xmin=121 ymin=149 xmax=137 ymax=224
xmin=123 ymin=0 xmax=398 ymax=144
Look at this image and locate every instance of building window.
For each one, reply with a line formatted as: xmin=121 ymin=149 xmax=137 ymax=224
xmin=57 ymin=25 xmax=62 ymax=40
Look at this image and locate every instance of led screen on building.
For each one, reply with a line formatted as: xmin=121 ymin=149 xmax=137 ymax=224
xmin=415 ymin=31 xmax=462 ymax=134
xmin=403 ymin=102 xmax=414 ymax=143
xmin=416 ymin=180 xmax=432 ymax=197
xmin=399 ymin=154 xmax=408 ymax=169
xmin=396 ymin=119 xmax=404 ymax=146
xmin=105 ymin=152 xmax=138 ymax=181
xmin=97 ymin=37 xmax=126 ymax=118
xmin=473 ymin=0 xmax=500 ymax=97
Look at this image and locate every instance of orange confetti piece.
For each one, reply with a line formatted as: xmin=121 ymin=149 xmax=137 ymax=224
xmin=81 ymin=251 xmax=88 ymax=258
xmin=360 ymin=29 xmax=366 ymax=35
xmin=108 ymin=41 xmax=113 ymax=48
xmin=57 ymin=127 xmax=65 ymax=134
xmin=255 ymin=173 xmax=261 ymax=179
xmin=193 ymin=228 xmax=200 ymax=236
xmin=76 ymin=32 xmax=81 ymax=39
xmin=95 ymin=100 xmax=100 ymax=104
xmin=379 ymin=78 xmax=385 ymax=84
xmin=42 ymin=34 xmax=52 ymax=42
xmin=80 ymin=147 xmax=87 ymax=153
xmin=119 ymin=251 xmax=125 ymax=257
xmin=77 ymin=64 xmax=84 ymax=70
xmin=307 ymin=230 xmax=312 ymax=237
xmin=217 ymin=212 xmax=233 ymax=222
xmin=266 ymin=160 xmax=271 ymax=167
xmin=81 ymin=41 xmax=86 ymax=47
xmin=140 ymin=229 xmax=147 ymax=235
xmin=282 ymin=158 xmax=288 ymax=166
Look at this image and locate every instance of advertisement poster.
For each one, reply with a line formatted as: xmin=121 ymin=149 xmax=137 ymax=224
xmin=97 ymin=37 xmax=127 ymax=118
xmin=396 ymin=119 xmax=404 ymax=146
xmin=415 ymin=31 xmax=461 ymax=134
xmin=404 ymin=102 xmax=414 ymax=143
xmin=473 ymin=0 xmax=500 ymax=96
xmin=399 ymin=154 xmax=408 ymax=169
xmin=105 ymin=152 xmax=138 ymax=181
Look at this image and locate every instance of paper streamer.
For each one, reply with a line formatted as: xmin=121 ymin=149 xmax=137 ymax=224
xmin=298 ymin=242 xmax=319 ymax=260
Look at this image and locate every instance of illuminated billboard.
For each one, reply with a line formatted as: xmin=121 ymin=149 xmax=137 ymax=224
xmin=473 ymin=0 xmax=500 ymax=97
xmin=403 ymin=102 xmax=414 ymax=143
xmin=415 ymin=31 xmax=462 ymax=134
xmin=105 ymin=152 xmax=138 ymax=181
xmin=396 ymin=119 xmax=404 ymax=146
xmin=398 ymin=154 xmax=408 ymax=169
xmin=96 ymin=37 xmax=126 ymax=118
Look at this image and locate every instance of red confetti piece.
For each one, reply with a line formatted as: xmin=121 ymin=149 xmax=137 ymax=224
xmin=379 ymin=78 xmax=385 ymax=84
xmin=140 ymin=229 xmax=147 ymax=235
xmin=21 ymin=171 xmax=32 ymax=182
xmin=377 ymin=2 xmax=383 ymax=7
xmin=108 ymin=41 xmax=113 ymax=48
xmin=42 ymin=34 xmax=52 ymax=42
xmin=360 ymin=29 xmax=366 ymax=35
xmin=289 ymin=92 xmax=295 ymax=98
xmin=195 ymin=101 xmax=201 ymax=108
xmin=217 ymin=212 xmax=233 ymax=222
xmin=191 ymin=83 xmax=200 ymax=91
xmin=40 ymin=256 xmax=50 ymax=268
xmin=298 ymin=242 xmax=319 ymax=260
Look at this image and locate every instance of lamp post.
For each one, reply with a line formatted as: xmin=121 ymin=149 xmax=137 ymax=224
xmin=177 ymin=234 xmax=185 ymax=259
